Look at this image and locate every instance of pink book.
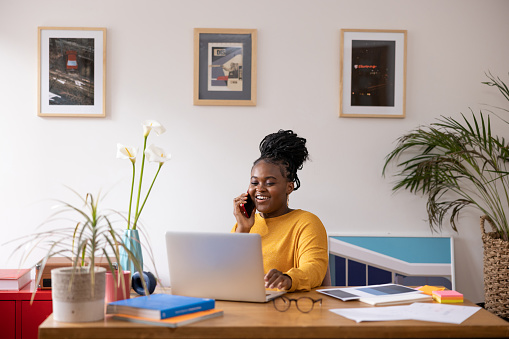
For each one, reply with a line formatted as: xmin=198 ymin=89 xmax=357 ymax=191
xmin=0 ymin=269 xmax=31 ymax=290
xmin=433 ymin=290 xmax=463 ymax=298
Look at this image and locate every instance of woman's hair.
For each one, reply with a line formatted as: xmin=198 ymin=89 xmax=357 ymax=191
xmin=254 ymin=129 xmax=309 ymax=190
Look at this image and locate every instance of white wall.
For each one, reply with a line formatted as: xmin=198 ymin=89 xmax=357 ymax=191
xmin=1 ymin=0 xmax=508 ymax=303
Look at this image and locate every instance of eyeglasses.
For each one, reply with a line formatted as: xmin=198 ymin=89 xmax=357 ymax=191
xmin=272 ymin=296 xmax=322 ymax=313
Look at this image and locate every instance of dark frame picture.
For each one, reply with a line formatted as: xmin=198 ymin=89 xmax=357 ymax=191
xmin=340 ymin=29 xmax=407 ymax=118
xmin=38 ymin=27 xmax=106 ymax=117
xmin=194 ymin=28 xmax=257 ymax=106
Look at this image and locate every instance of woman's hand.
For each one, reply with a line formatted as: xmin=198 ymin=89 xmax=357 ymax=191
xmin=233 ymin=192 xmax=256 ymax=233
xmin=264 ymin=269 xmax=292 ymax=290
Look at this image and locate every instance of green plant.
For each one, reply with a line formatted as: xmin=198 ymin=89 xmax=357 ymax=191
xmin=10 ymin=189 xmax=147 ymax=300
xmin=383 ymin=72 xmax=509 ymax=240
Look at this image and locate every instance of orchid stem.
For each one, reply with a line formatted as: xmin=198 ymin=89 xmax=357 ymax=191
xmin=127 ymin=161 xmax=135 ymax=230
xmin=134 ymin=136 xmax=148 ymax=230
xmin=134 ymin=164 xmax=162 ymax=226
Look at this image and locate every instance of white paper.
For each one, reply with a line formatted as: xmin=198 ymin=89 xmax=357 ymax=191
xmin=330 ymin=303 xmax=481 ymax=324
xmin=406 ymin=303 xmax=481 ymax=324
xmin=331 ymin=306 xmax=412 ymax=322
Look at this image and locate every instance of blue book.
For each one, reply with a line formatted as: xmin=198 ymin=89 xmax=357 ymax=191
xmin=106 ymin=294 xmax=215 ymax=320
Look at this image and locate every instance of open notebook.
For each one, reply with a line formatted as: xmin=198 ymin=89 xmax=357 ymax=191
xmin=165 ymin=231 xmax=286 ymax=303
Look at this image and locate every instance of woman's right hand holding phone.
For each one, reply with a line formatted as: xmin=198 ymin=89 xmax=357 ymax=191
xmin=233 ymin=192 xmax=255 ymax=233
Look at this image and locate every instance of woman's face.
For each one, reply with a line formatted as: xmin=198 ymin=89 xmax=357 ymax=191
xmin=248 ymin=160 xmax=294 ymax=218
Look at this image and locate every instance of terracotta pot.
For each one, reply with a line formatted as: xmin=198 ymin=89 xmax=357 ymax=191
xmin=105 ymin=270 xmax=131 ymax=303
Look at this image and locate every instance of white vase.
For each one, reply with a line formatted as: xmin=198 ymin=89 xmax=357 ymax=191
xmin=51 ymin=266 xmax=106 ymax=322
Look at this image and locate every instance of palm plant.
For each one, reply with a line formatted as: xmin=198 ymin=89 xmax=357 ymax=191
xmin=10 ymin=189 xmax=148 ymax=300
xmin=383 ymin=73 xmax=509 ymax=240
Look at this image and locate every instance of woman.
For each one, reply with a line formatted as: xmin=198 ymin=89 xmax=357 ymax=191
xmin=232 ymin=130 xmax=328 ymax=292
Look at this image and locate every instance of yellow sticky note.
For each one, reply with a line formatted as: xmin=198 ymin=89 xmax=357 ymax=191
xmin=418 ymin=285 xmax=446 ymax=295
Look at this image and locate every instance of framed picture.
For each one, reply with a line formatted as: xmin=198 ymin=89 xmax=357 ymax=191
xmin=340 ymin=29 xmax=407 ymax=118
xmin=194 ymin=28 xmax=257 ymax=106
xmin=38 ymin=27 xmax=106 ymax=117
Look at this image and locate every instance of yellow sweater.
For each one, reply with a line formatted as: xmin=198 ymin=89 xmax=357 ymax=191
xmin=232 ymin=209 xmax=328 ymax=292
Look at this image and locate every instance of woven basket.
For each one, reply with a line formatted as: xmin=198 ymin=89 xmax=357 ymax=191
xmin=480 ymin=215 xmax=509 ymax=319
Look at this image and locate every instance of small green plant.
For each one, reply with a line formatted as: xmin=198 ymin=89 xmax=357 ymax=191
xmin=10 ymin=189 xmax=147 ymax=300
xmin=383 ymin=72 xmax=509 ymax=240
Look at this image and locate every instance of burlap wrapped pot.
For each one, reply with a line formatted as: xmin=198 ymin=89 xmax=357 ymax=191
xmin=480 ymin=215 xmax=509 ymax=319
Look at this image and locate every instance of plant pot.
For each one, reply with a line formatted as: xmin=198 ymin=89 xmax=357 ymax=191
xmin=119 ymin=229 xmax=143 ymax=275
xmin=480 ymin=215 xmax=509 ymax=319
xmin=105 ymin=270 xmax=131 ymax=303
xmin=51 ymin=266 xmax=106 ymax=322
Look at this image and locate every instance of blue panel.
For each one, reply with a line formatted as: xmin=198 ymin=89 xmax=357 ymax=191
xmin=367 ymin=266 xmax=392 ymax=285
xmin=348 ymin=260 xmax=366 ymax=286
xmin=331 ymin=236 xmax=451 ymax=264
xmin=332 ymin=255 xmax=345 ymax=286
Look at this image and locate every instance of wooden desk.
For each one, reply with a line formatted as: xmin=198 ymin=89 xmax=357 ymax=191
xmin=39 ymin=289 xmax=509 ymax=339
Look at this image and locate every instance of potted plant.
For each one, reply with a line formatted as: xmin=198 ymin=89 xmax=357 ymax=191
xmin=382 ymin=72 xmax=509 ymax=318
xmin=12 ymin=190 xmax=146 ymax=322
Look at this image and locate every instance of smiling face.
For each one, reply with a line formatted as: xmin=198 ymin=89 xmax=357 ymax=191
xmin=248 ymin=160 xmax=294 ymax=219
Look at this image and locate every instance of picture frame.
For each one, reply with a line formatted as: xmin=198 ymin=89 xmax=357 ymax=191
xmin=38 ymin=27 xmax=106 ymax=117
xmin=340 ymin=29 xmax=407 ymax=118
xmin=194 ymin=28 xmax=257 ymax=106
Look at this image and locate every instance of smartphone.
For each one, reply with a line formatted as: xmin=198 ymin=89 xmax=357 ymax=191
xmin=241 ymin=193 xmax=255 ymax=218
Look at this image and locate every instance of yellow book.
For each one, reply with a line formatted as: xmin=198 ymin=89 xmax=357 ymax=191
xmin=435 ymin=299 xmax=463 ymax=304
xmin=432 ymin=290 xmax=463 ymax=303
xmin=112 ymin=308 xmax=224 ymax=327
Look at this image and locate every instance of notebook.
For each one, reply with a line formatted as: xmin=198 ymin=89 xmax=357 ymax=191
xmin=165 ymin=231 xmax=286 ymax=303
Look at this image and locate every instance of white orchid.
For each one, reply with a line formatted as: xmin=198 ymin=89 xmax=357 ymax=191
xmin=142 ymin=120 xmax=166 ymax=137
xmin=145 ymin=144 xmax=171 ymax=165
xmin=118 ymin=120 xmax=170 ymax=230
xmin=116 ymin=144 xmax=138 ymax=163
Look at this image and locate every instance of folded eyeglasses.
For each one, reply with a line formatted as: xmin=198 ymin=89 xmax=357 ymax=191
xmin=272 ymin=296 xmax=322 ymax=313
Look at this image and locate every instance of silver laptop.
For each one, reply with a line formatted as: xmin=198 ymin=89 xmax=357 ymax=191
xmin=165 ymin=231 xmax=286 ymax=302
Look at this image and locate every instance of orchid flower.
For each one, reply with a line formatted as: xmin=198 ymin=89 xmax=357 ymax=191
xmin=134 ymin=145 xmax=171 ymax=226
xmin=145 ymin=144 xmax=171 ymax=165
xmin=118 ymin=120 xmax=168 ymax=230
xmin=116 ymin=144 xmax=137 ymax=163
xmin=117 ymin=144 xmax=138 ymax=227
xmin=142 ymin=120 xmax=166 ymax=137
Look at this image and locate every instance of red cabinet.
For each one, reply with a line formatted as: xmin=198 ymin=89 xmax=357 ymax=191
xmin=0 ymin=300 xmax=16 ymax=338
xmin=0 ymin=281 xmax=52 ymax=339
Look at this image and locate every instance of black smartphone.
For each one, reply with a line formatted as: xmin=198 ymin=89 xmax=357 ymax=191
xmin=241 ymin=193 xmax=255 ymax=218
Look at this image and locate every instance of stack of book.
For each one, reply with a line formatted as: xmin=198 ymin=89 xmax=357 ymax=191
xmin=0 ymin=269 xmax=31 ymax=290
xmin=432 ymin=290 xmax=464 ymax=304
xmin=106 ymin=293 xmax=223 ymax=327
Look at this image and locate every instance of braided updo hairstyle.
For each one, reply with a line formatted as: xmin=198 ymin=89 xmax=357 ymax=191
xmin=253 ymin=130 xmax=309 ymax=190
